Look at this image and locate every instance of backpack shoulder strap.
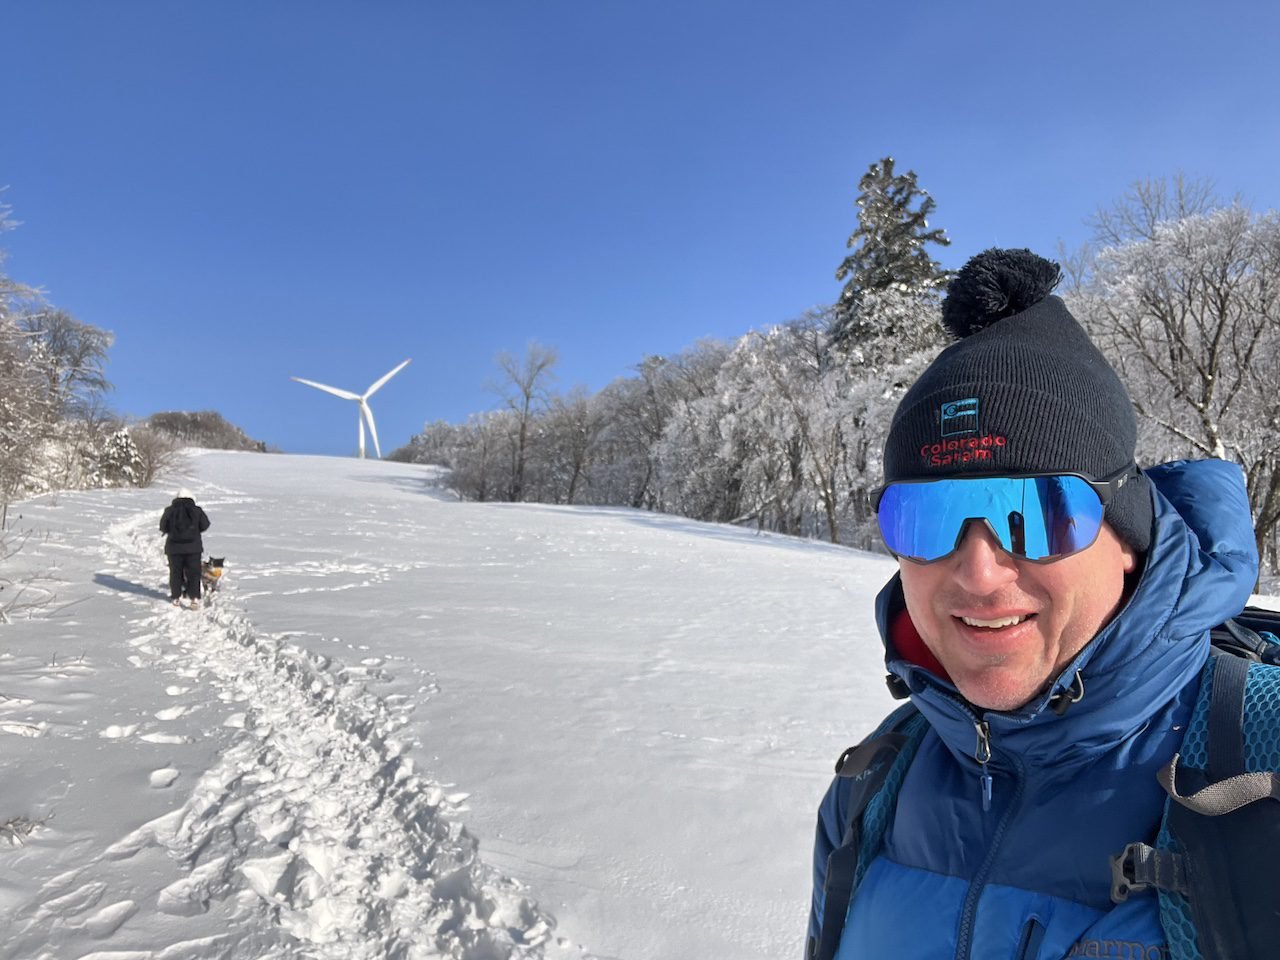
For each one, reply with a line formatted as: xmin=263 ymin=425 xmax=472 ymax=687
xmin=809 ymin=703 xmax=929 ymax=960
xmin=1208 ymin=607 xmax=1280 ymax=664
xmin=1111 ymin=618 xmax=1280 ymax=960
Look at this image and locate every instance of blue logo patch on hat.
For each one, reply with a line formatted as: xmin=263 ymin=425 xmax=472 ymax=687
xmin=940 ymin=398 xmax=979 ymax=437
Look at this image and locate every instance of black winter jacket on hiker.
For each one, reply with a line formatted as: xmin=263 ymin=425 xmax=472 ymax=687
xmin=159 ymin=494 xmax=210 ymax=556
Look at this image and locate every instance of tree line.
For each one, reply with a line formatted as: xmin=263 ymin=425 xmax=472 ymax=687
xmin=4 ymin=167 xmax=1275 ymax=583
xmin=392 ymin=165 xmax=1280 ymax=584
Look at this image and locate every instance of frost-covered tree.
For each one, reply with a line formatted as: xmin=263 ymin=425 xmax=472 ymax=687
xmin=727 ymin=316 xmax=843 ymax=540
xmin=89 ymin=427 xmax=145 ymax=488
xmin=0 ymin=201 xmax=56 ymax=521
xmin=447 ymin=410 xmax=520 ymax=503
xmin=388 ymin=420 xmax=461 ymax=466
xmin=722 ymin=309 xmax=939 ymax=546
xmin=1089 ymin=173 xmax=1224 ymax=246
xmin=1070 ymin=205 xmax=1280 ymax=575
xmin=582 ymin=344 xmax=729 ymax=513
xmin=0 ymin=316 xmax=58 ymax=522
xmin=588 ymin=374 xmax=661 ymax=509
xmin=657 ymin=386 xmax=745 ymax=525
xmin=9 ymin=311 xmax=118 ymax=495
xmin=493 ymin=343 xmax=558 ymax=502
xmin=639 ymin=342 xmax=736 ymax=521
xmin=831 ymin=157 xmax=951 ymax=354
xmin=18 ymin=308 xmax=112 ymax=419
xmin=539 ymin=387 xmax=607 ymax=505
xmin=619 ymin=355 xmax=678 ymax=510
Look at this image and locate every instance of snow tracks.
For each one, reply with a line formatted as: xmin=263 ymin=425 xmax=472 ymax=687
xmin=13 ymin=508 xmax=591 ymax=960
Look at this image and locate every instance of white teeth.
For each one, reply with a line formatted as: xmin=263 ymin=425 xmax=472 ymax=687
xmin=960 ymin=614 xmax=1029 ymax=629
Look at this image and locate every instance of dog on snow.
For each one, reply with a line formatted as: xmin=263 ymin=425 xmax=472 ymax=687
xmin=201 ymin=556 xmax=226 ymax=595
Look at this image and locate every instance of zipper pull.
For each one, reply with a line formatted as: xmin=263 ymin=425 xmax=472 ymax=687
xmin=974 ymin=720 xmax=993 ymax=812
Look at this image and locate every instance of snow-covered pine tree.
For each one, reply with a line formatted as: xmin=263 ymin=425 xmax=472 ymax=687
xmin=89 ymin=428 xmax=144 ymax=488
xmin=830 ymin=157 xmax=951 ymax=357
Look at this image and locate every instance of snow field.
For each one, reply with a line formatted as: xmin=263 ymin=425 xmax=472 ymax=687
xmin=3 ymin=473 xmax=595 ymax=959
xmin=3 ymin=451 xmax=912 ymax=959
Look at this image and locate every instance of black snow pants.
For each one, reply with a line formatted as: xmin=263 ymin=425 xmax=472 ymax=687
xmin=168 ymin=552 xmax=202 ymax=600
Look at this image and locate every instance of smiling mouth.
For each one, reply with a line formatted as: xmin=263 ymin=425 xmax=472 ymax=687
xmin=958 ymin=614 xmax=1033 ymax=629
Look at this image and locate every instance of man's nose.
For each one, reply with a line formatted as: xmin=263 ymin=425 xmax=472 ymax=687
xmin=949 ymin=520 xmax=1020 ymax=592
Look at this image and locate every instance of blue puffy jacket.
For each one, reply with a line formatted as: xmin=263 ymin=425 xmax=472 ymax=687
xmin=809 ymin=459 xmax=1260 ymax=960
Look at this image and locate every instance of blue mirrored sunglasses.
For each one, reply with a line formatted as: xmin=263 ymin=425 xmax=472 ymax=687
xmin=874 ymin=465 xmax=1139 ymax=563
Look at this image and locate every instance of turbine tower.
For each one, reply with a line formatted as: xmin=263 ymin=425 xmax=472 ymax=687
xmin=291 ymin=359 xmax=411 ymax=459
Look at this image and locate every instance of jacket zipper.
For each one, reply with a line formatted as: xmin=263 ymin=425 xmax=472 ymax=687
xmin=954 ymin=737 xmax=1025 ymax=960
xmin=913 ymin=673 xmax=994 ymax=811
xmin=974 ymin=720 xmax=993 ymax=812
xmin=904 ymin=676 xmax=1025 ymax=960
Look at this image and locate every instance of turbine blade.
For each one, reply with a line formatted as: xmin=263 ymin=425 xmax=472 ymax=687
xmin=364 ymin=358 xmax=411 ymax=398
xmin=292 ymin=377 xmax=361 ymax=401
xmin=361 ymin=401 xmax=382 ymax=459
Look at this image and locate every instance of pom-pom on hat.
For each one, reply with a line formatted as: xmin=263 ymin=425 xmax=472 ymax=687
xmin=883 ymin=248 xmax=1153 ymax=553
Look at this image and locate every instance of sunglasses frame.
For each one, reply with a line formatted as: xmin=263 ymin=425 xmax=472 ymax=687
xmin=874 ymin=463 xmax=1141 ymax=564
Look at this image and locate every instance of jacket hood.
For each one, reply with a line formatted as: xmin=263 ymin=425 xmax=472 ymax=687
xmin=878 ymin=458 xmax=1258 ymax=770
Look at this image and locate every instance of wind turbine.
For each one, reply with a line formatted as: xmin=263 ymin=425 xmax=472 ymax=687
xmin=291 ymin=359 xmax=411 ymax=459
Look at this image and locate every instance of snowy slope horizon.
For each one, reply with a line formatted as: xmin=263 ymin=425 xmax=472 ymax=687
xmin=2 ymin=450 xmax=910 ymax=959
xmin=3 ymin=451 xmax=1275 ymax=960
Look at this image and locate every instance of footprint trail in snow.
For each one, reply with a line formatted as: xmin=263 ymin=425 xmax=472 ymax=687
xmin=9 ymin=504 xmax=594 ymax=960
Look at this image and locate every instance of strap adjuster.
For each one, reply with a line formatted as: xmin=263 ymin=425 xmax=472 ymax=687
xmin=1109 ymin=842 xmax=1188 ymax=904
xmin=885 ymin=673 xmax=911 ymax=700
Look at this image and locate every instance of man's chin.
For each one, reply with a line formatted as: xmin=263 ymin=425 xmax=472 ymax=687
xmin=952 ymin=672 xmax=1043 ymax=713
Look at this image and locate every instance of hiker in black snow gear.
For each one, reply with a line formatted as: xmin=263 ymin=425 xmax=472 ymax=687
xmin=159 ymin=488 xmax=210 ymax=607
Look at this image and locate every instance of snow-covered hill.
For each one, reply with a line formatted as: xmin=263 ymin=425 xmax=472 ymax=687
xmin=8 ymin=451 xmax=1272 ymax=959
xmin=1 ymin=451 xmax=904 ymax=959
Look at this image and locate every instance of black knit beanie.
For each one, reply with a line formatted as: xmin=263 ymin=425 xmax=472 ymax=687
xmin=883 ymin=248 xmax=1153 ymax=553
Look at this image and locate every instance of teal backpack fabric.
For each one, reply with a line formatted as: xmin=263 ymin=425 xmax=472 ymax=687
xmin=1149 ymin=630 xmax=1280 ymax=959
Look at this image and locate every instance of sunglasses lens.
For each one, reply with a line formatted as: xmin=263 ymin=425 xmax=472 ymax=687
xmin=877 ymin=476 xmax=1106 ymax=561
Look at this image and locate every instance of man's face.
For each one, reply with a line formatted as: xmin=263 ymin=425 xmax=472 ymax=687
xmin=898 ymin=519 xmax=1137 ymax=711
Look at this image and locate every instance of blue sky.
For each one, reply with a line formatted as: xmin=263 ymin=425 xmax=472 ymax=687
xmin=3 ymin=1 xmax=1277 ymax=457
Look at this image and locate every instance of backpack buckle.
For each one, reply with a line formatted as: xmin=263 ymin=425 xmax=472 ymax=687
xmin=1109 ymin=843 xmax=1146 ymax=903
xmin=1109 ymin=842 xmax=1188 ymax=904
